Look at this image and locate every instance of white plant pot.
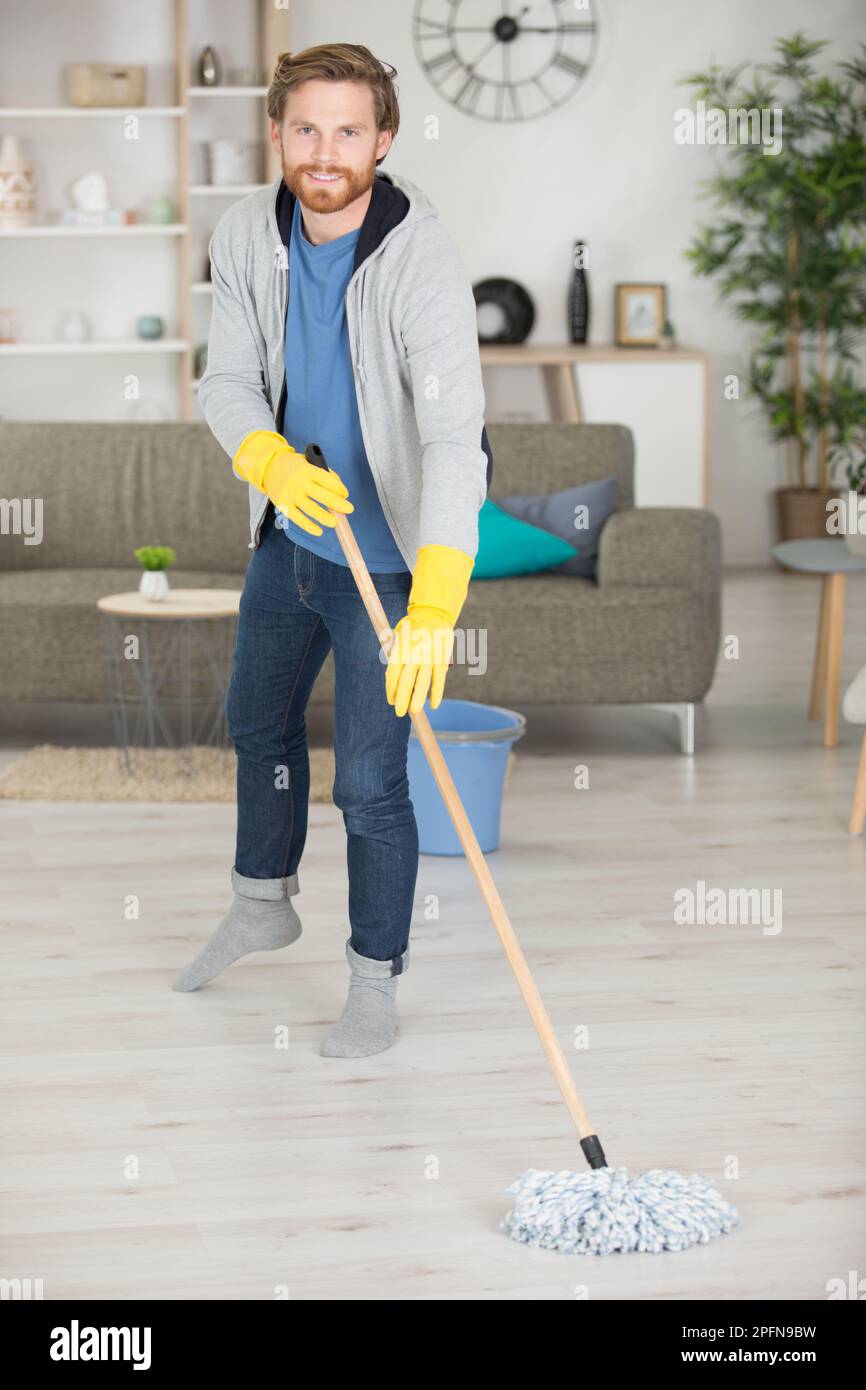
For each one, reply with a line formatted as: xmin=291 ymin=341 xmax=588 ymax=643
xmin=139 ymin=569 xmax=170 ymax=601
xmin=837 ymin=489 xmax=866 ymax=554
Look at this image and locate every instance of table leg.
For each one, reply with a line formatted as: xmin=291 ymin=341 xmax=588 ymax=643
xmin=543 ymin=362 xmax=581 ymax=423
xmin=849 ymin=731 xmax=866 ymax=833
xmin=824 ymin=572 xmax=845 ymax=749
xmin=809 ymin=575 xmax=830 ymax=720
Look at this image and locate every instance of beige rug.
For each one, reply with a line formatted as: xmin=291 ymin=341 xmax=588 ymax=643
xmin=0 ymin=744 xmax=336 ymax=803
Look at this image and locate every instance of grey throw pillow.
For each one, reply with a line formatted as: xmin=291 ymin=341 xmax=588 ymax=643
xmin=497 ymin=476 xmax=616 ymax=578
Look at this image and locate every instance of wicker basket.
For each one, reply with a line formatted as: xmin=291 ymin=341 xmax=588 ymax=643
xmin=66 ymin=64 xmax=146 ymax=108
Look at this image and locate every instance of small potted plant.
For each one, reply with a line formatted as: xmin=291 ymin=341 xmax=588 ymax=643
xmin=135 ymin=544 xmax=176 ymax=601
xmin=658 ymin=318 xmax=677 ymax=351
xmin=830 ymin=427 xmax=866 ymax=555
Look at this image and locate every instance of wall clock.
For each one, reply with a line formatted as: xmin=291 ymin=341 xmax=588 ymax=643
xmin=412 ymin=0 xmax=598 ymax=122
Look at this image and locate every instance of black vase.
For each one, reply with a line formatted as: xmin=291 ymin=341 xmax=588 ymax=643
xmin=569 ymin=240 xmax=590 ymax=344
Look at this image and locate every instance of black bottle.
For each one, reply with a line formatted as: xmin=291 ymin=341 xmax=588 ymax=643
xmin=569 ymin=240 xmax=590 ymax=344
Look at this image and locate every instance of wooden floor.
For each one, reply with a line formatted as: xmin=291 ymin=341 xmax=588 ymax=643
xmin=1 ymin=567 xmax=865 ymax=1301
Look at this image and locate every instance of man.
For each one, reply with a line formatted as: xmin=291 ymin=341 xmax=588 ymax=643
xmin=174 ymin=43 xmax=492 ymax=1058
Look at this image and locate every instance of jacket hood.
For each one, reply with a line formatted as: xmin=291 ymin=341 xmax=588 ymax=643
xmin=274 ymin=167 xmax=438 ymax=274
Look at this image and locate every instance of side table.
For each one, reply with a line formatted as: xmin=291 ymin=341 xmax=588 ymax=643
xmin=97 ymin=588 xmax=241 ymax=771
xmin=771 ymin=539 xmax=866 ymax=749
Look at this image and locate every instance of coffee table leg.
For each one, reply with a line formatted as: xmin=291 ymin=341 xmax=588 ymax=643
xmin=824 ymin=572 xmax=845 ymax=749
xmin=849 ymin=731 xmax=866 ymax=833
xmin=809 ymin=575 xmax=830 ymax=720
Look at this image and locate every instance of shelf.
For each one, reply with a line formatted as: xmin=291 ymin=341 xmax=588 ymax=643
xmin=187 ymin=86 xmax=268 ymax=97
xmin=190 ymin=184 xmax=270 ymax=196
xmin=0 ymin=106 xmax=185 ymax=117
xmin=191 ymin=283 xmax=214 ymax=294
xmin=0 ymin=340 xmax=190 ymax=355
xmin=0 ymin=224 xmax=188 ymax=237
xmin=479 ymin=343 xmax=709 ymax=364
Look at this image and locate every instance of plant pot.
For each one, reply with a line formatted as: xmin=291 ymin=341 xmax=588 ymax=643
xmin=775 ymin=486 xmax=839 ymax=543
xmin=832 ymin=488 xmax=866 ymax=555
xmin=139 ymin=570 xmax=170 ymax=601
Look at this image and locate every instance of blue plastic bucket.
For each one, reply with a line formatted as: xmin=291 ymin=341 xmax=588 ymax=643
xmin=407 ymin=699 xmax=526 ymax=855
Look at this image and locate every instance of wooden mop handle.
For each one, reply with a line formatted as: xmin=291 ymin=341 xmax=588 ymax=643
xmin=304 ymin=444 xmax=601 ymax=1152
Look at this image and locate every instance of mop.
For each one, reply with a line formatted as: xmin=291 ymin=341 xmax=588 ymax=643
xmin=301 ymin=442 xmax=739 ymax=1257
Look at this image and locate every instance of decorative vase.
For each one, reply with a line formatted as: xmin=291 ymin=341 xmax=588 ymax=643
xmin=139 ymin=570 xmax=170 ymax=601
xmin=137 ymin=315 xmax=164 ymax=340
xmin=569 ymin=240 xmax=589 ymax=344
xmin=0 ymin=135 xmax=36 ymax=228
xmin=0 ymin=307 xmax=20 ymax=343
xmin=57 ymin=309 xmax=91 ymax=343
xmin=148 ymin=194 xmax=176 ymax=225
xmin=199 ymin=46 xmax=221 ymax=86
xmin=206 ymin=139 xmax=263 ymax=186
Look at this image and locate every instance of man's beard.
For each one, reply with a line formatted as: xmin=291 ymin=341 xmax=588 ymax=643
xmin=281 ymin=148 xmax=378 ymax=214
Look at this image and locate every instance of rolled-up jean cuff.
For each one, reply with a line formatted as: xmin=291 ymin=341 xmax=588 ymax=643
xmin=231 ymin=866 xmax=300 ymax=900
xmin=347 ymin=938 xmax=410 ymax=978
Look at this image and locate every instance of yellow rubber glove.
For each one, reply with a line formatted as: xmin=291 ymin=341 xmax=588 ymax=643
xmin=385 ymin=543 xmax=474 ymax=717
xmin=233 ymin=429 xmax=353 ymax=536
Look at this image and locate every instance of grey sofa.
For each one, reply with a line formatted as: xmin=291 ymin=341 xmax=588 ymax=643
xmin=0 ymin=420 xmax=721 ymax=746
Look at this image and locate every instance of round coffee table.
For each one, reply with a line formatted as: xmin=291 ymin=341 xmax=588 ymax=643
xmin=772 ymin=539 xmax=866 ymax=748
xmin=97 ymin=588 xmax=241 ymax=771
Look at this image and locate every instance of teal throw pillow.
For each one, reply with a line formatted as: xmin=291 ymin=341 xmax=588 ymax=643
xmin=472 ymin=497 xmax=579 ymax=579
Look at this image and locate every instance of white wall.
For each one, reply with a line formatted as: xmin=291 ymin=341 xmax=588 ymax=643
xmin=1 ymin=0 xmax=863 ymax=563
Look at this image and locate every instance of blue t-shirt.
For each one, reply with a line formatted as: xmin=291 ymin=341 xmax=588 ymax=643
xmin=277 ymin=198 xmax=409 ymax=572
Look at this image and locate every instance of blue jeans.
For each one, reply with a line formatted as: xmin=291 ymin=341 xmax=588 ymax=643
xmin=225 ymin=502 xmax=418 ymax=970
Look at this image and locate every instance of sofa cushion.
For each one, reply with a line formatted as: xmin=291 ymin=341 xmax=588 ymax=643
xmin=498 ymin=476 xmax=616 ymax=579
xmin=451 ymin=570 xmax=718 ymax=704
xmin=472 ymin=497 xmax=579 ymax=579
xmin=0 ymin=569 xmax=247 ymax=702
xmin=485 ymin=421 xmax=634 ymax=509
xmin=0 ymin=422 xmax=250 ymax=573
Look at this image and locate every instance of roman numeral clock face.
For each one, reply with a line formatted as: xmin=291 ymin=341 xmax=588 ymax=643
xmin=413 ymin=0 xmax=598 ymax=121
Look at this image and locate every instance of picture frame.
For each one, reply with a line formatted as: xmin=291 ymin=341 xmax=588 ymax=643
xmin=615 ymin=283 xmax=667 ymax=347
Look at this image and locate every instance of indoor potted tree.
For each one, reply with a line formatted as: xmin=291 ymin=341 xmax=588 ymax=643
xmin=135 ymin=544 xmax=176 ymax=601
xmin=683 ymin=34 xmax=866 ymax=544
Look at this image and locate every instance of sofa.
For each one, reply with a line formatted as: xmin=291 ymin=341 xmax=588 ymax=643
xmin=0 ymin=420 xmax=721 ymax=745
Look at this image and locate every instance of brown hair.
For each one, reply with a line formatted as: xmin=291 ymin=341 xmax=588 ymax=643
xmin=267 ymin=44 xmax=399 ymax=166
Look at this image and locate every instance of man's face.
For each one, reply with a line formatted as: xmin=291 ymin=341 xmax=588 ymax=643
xmin=271 ymin=79 xmax=392 ymax=214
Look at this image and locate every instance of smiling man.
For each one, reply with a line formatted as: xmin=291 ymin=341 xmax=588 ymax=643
xmin=176 ymin=44 xmax=493 ymax=1057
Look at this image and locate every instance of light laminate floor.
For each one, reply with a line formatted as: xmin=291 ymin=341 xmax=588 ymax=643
xmin=1 ymin=568 xmax=864 ymax=1300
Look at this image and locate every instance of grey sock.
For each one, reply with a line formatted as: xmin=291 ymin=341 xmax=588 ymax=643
xmin=173 ymin=871 xmax=302 ymax=992
xmin=319 ymin=941 xmax=408 ymax=1058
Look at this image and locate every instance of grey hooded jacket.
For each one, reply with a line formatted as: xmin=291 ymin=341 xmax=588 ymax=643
xmin=197 ymin=168 xmax=493 ymax=570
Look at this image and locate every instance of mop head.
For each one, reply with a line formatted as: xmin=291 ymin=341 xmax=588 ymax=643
xmin=501 ymin=1165 xmax=738 ymax=1255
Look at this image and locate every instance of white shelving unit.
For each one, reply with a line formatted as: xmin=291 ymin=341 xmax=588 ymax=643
xmin=0 ymin=224 xmax=187 ymax=237
xmin=177 ymin=0 xmax=287 ymax=418
xmin=0 ymin=0 xmax=289 ymax=420
xmin=0 ymin=340 xmax=189 ymax=355
xmin=187 ymin=86 xmax=268 ymax=98
xmin=0 ymin=107 xmax=185 ymax=118
xmin=189 ymin=184 xmax=270 ymax=196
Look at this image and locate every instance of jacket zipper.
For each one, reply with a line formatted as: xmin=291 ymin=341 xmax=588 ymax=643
xmin=252 ymin=244 xmax=289 ymax=550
